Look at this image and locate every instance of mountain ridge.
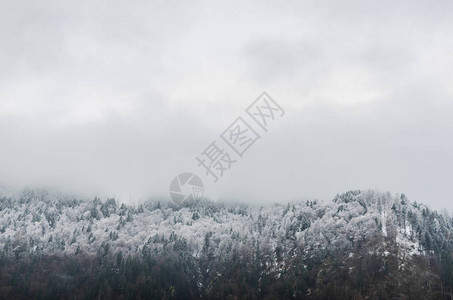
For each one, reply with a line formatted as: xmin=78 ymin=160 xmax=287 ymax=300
xmin=1 ymin=189 xmax=453 ymax=299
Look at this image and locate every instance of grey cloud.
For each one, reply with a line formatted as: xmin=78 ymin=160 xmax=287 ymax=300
xmin=243 ymin=39 xmax=323 ymax=84
xmin=1 ymin=0 xmax=453 ymax=212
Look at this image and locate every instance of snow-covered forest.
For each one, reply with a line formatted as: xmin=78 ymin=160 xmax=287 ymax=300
xmin=1 ymin=189 xmax=453 ymax=299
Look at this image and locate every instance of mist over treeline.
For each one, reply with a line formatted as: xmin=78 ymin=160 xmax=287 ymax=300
xmin=2 ymin=189 xmax=453 ymax=299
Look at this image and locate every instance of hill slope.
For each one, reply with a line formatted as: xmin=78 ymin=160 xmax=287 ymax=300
xmin=1 ymin=189 xmax=453 ymax=299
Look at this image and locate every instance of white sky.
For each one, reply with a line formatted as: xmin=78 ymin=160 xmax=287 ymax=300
xmin=1 ymin=0 xmax=453 ymax=210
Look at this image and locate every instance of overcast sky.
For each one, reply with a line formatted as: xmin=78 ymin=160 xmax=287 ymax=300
xmin=1 ymin=0 xmax=453 ymax=210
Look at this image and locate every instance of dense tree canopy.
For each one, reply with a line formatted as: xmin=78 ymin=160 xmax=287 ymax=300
xmin=1 ymin=189 xmax=453 ymax=299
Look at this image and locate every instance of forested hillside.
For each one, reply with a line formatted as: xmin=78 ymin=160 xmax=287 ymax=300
xmin=1 ymin=189 xmax=453 ymax=299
